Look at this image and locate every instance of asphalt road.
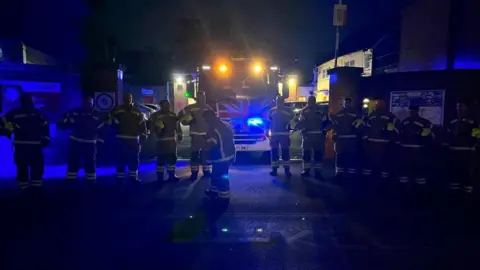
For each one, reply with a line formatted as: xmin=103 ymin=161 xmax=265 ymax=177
xmin=1 ymin=162 xmax=479 ymax=269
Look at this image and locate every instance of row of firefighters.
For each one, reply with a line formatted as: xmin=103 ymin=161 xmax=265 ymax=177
xmin=1 ymin=92 xmax=479 ymax=198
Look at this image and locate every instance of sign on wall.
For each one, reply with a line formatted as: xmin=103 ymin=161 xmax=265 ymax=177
xmin=390 ymin=90 xmax=445 ymax=125
xmin=94 ymin=92 xmax=115 ymax=111
xmin=1 ymin=80 xmax=61 ymax=117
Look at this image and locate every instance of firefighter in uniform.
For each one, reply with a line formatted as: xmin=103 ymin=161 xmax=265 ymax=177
xmin=178 ymin=92 xmax=215 ymax=181
xmin=330 ymin=97 xmax=364 ymax=179
xmin=109 ymin=93 xmax=148 ymax=183
xmin=362 ymin=100 xmax=401 ymax=181
xmin=268 ymin=96 xmax=295 ymax=177
xmin=297 ymin=96 xmax=330 ymax=180
xmin=149 ymin=100 xmax=183 ymax=185
xmin=446 ymin=100 xmax=479 ymax=194
xmin=396 ymin=105 xmax=434 ymax=189
xmin=58 ymin=96 xmax=106 ymax=184
xmin=203 ymin=110 xmax=236 ymax=201
xmin=2 ymin=94 xmax=50 ymax=190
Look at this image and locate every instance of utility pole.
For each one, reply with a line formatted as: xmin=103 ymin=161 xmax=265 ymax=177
xmin=333 ymin=0 xmax=347 ymax=68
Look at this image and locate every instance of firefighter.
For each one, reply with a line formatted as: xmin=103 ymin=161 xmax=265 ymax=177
xmin=109 ymin=93 xmax=148 ymax=183
xmin=178 ymin=91 xmax=215 ymax=181
xmin=1 ymin=94 xmax=50 ymax=190
xmin=203 ymin=110 xmax=236 ymax=201
xmin=362 ymin=100 xmax=401 ymax=181
xmin=396 ymin=105 xmax=434 ymax=188
xmin=330 ymin=97 xmax=364 ymax=179
xmin=297 ymin=95 xmax=330 ymax=180
xmin=149 ymin=100 xmax=183 ymax=185
xmin=58 ymin=96 xmax=106 ymax=184
xmin=446 ymin=100 xmax=479 ymax=194
xmin=268 ymin=96 xmax=295 ymax=177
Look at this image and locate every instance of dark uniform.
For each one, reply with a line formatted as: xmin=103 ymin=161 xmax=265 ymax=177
xmin=397 ymin=112 xmax=434 ymax=187
xmin=58 ymin=107 xmax=106 ymax=183
xmin=204 ymin=120 xmax=236 ymax=200
xmin=297 ymin=104 xmax=330 ymax=179
xmin=362 ymin=109 xmax=400 ymax=179
xmin=178 ymin=102 xmax=215 ymax=179
xmin=268 ymin=105 xmax=295 ymax=176
xmin=2 ymin=105 xmax=50 ymax=189
xmin=109 ymin=104 xmax=148 ymax=182
xmin=149 ymin=110 xmax=182 ymax=182
xmin=330 ymin=108 xmax=364 ymax=176
xmin=446 ymin=117 xmax=478 ymax=193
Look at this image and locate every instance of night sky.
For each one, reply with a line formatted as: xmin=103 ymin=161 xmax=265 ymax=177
xmin=104 ymin=0 xmax=410 ymax=67
xmin=2 ymin=0 xmax=411 ymax=79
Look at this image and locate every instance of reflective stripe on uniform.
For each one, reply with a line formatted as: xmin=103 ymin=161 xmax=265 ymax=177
xmin=117 ymin=135 xmax=139 ymax=140
xmin=70 ymin=136 xmax=97 ymax=144
xmin=362 ymin=169 xmax=372 ymax=175
xmin=367 ymin=138 xmax=389 ymax=143
xmin=337 ymin=134 xmax=356 ymax=139
xmin=66 ymin=172 xmax=77 ymax=179
xmin=116 ymin=172 xmax=126 ymax=178
xmin=31 ymin=180 xmax=43 ymax=187
xmin=157 ymin=137 xmax=175 ymax=141
xmin=85 ymin=173 xmax=97 ymax=180
xmin=380 ymin=172 xmax=390 ymax=178
xmin=190 ymin=132 xmax=207 ymax=135
xmin=400 ymin=144 xmax=422 ymax=148
xmin=271 ymin=132 xmax=290 ymax=135
xmin=398 ymin=176 xmax=409 ymax=183
xmin=450 ymin=146 xmax=475 ymax=151
xmin=18 ymin=181 xmax=29 ymax=189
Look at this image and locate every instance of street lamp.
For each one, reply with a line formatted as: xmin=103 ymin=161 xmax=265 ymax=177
xmin=175 ymin=76 xmax=184 ymax=84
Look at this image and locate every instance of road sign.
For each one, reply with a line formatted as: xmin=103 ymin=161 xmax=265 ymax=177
xmin=94 ymin=92 xmax=115 ymax=111
xmin=333 ymin=4 xmax=347 ymax=26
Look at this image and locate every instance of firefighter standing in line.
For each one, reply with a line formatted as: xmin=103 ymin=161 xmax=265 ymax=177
xmin=58 ymin=96 xmax=106 ymax=184
xmin=362 ymin=100 xmax=401 ymax=182
xmin=330 ymin=97 xmax=364 ymax=179
xmin=1 ymin=94 xmax=50 ymax=190
xmin=446 ymin=100 xmax=479 ymax=194
xmin=149 ymin=100 xmax=183 ymax=185
xmin=297 ymin=95 xmax=330 ymax=180
xmin=268 ymin=96 xmax=295 ymax=177
xmin=203 ymin=110 xmax=236 ymax=201
xmin=178 ymin=92 xmax=215 ymax=181
xmin=396 ymin=105 xmax=434 ymax=189
xmin=109 ymin=93 xmax=148 ymax=183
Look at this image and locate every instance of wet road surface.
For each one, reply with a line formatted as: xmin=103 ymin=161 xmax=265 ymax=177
xmin=1 ymin=162 xmax=479 ymax=269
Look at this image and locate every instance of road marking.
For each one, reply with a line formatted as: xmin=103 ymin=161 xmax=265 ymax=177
xmin=182 ymin=178 xmax=203 ymax=200
xmin=286 ymin=230 xmax=313 ymax=244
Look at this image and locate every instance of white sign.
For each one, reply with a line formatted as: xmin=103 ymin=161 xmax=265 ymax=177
xmin=333 ymin=4 xmax=347 ymax=26
xmin=390 ymin=90 xmax=445 ymax=125
xmin=94 ymin=92 xmax=115 ymax=111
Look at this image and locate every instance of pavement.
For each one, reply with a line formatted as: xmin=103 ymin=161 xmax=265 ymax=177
xmin=1 ymin=161 xmax=479 ymax=269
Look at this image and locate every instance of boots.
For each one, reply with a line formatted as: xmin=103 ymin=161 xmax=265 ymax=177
xmin=269 ymin=168 xmax=278 ymax=176
xmin=284 ymin=167 xmax=292 ymax=178
xmin=167 ymin=172 xmax=180 ymax=182
xmin=190 ymin=171 xmax=199 ymax=181
xmin=301 ymin=169 xmax=311 ymax=178
xmin=201 ymin=170 xmax=212 ymax=179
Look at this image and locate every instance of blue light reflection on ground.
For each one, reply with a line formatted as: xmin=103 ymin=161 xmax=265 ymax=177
xmin=0 ymin=159 xmax=188 ymax=181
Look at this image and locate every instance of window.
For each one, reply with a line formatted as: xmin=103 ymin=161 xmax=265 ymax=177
xmin=344 ymin=60 xmax=355 ymax=67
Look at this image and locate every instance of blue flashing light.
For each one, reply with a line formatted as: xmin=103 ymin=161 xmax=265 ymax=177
xmin=5 ymin=87 xmax=20 ymax=102
xmin=247 ymin=118 xmax=264 ymax=126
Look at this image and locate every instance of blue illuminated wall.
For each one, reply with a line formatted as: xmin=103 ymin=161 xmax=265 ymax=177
xmin=399 ymin=0 xmax=480 ymax=71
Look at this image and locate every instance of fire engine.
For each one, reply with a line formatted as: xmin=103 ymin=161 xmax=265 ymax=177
xmin=196 ymin=54 xmax=285 ymax=154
